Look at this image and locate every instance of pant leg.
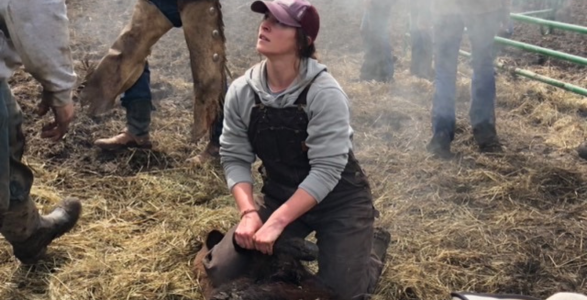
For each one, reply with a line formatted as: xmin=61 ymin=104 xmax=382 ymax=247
xmin=308 ymin=189 xmax=380 ymax=300
xmin=465 ymin=11 xmax=501 ymax=128
xmin=2 ymin=78 xmax=33 ymax=201
xmin=203 ymin=195 xmax=312 ymax=287
xmin=178 ymin=0 xmax=227 ymax=143
xmin=80 ymin=0 xmax=173 ymax=116
xmin=432 ymin=13 xmax=464 ymax=138
xmin=0 ymin=79 xmax=38 ymax=243
xmin=150 ymin=0 xmax=183 ymax=27
xmin=0 ymin=80 xmax=10 ymax=214
xmin=360 ymin=0 xmax=394 ymax=82
xmin=120 ymin=61 xmax=152 ymax=108
xmin=209 ymin=80 xmax=228 ymax=146
xmin=118 ymin=0 xmax=182 ymax=109
xmin=409 ymin=1 xmax=433 ymax=78
xmin=119 ymin=61 xmax=153 ymax=138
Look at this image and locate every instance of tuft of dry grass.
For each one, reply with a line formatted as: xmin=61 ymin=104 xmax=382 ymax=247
xmin=0 ymin=0 xmax=586 ymax=299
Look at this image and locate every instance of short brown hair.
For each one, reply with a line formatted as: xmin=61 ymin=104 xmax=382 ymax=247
xmin=296 ymin=28 xmax=317 ymax=59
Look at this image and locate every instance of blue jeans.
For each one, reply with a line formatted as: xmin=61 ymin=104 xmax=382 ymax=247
xmin=360 ymin=0 xmax=394 ymax=81
xmin=120 ymin=61 xmax=152 ymax=107
xmin=432 ymin=10 xmax=502 ymax=138
xmin=120 ymin=0 xmax=181 ymax=106
xmin=122 ymin=62 xmax=225 ymax=145
xmin=149 ymin=0 xmax=182 ymax=27
xmin=120 ymin=0 xmax=225 ymax=145
xmin=409 ymin=1 xmax=433 ymax=78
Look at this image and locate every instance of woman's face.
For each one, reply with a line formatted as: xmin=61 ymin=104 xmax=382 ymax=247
xmin=256 ymin=13 xmax=298 ymax=58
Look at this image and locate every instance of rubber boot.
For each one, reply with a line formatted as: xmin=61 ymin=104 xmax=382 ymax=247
xmin=472 ymin=122 xmax=502 ymax=153
xmin=178 ymin=0 xmax=227 ymax=143
xmin=578 ymin=141 xmax=587 ymax=160
xmin=94 ymin=100 xmax=153 ymax=150
xmin=426 ymin=131 xmax=454 ymax=159
xmin=80 ymin=0 xmax=173 ymax=116
xmin=186 ymin=140 xmax=220 ymax=166
xmin=1 ymin=195 xmax=82 ymax=264
xmin=2 ymin=157 xmax=81 ymax=264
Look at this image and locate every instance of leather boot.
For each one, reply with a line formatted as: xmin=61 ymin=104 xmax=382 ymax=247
xmin=179 ymin=0 xmax=227 ymax=142
xmin=1 ymin=160 xmax=81 ymax=264
xmin=186 ymin=140 xmax=219 ymax=166
xmin=1 ymin=197 xmax=82 ymax=264
xmin=473 ymin=122 xmax=502 ymax=153
xmin=94 ymin=100 xmax=153 ymax=150
xmin=426 ymin=130 xmax=454 ymax=159
xmin=80 ymin=0 xmax=173 ymax=116
xmin=94 ymin=129 xmax=152 ymax=150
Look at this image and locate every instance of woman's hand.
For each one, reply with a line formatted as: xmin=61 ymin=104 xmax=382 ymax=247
xmin=253 ymin=219 xmax=286 ymax=255
xmin=234 ymin=212 xmax=263 ymax=250
xmin=251 ymin=189 xmax=317 ymax=255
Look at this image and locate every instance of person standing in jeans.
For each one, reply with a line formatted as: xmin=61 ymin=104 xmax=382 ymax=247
xmin=409 ymin=0 xmax=433 ymax=79
xmin=427 ymin=0 xmax=510 ymax=158
xmin=359 ymin=0 xmax=395 ymax=82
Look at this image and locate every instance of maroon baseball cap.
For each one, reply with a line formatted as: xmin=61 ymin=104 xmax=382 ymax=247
xmin=251 ymin=0 xmax=320 ymax=42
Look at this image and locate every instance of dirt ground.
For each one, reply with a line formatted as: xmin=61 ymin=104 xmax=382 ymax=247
xmin=502 ymin=0 xmax=587 ymax=84
xmin=0 ymin=0 xmax=586 ymax=299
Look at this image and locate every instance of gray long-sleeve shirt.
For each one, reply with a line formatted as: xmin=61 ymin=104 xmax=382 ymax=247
xmin=220 ymin=58 xmax=354 ymax=203
xmin=0 ymin=0 xmax=76 ymax=106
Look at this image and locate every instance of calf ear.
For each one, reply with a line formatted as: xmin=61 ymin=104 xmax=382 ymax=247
xmin=206 ymin=230 xmax=225 ymax=249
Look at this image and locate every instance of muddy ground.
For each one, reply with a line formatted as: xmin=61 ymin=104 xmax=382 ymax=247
xmin=0 ymin=0 xmax=586 ymax=299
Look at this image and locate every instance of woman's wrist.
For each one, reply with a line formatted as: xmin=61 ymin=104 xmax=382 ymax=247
xmin=240 ymin=208 xmax=259 ymax=219
xmin=265 ymin=211 xmax=290 ymax=230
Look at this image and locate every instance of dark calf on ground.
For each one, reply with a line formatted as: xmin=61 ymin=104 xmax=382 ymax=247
xmin=193 ymin=229 xmax=341 ymax=300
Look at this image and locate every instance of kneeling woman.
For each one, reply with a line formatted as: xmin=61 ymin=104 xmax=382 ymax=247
xmin=202 ymin=0 xmax=391 ymax=299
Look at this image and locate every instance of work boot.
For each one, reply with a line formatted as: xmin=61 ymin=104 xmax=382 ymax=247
xmin=1 ymin=197 xmax=82 ymax=264
xmin=578 ymin=141 xmax=587 ymax=160
xmin=372 ymin=227 xmax=391 ymax=263
xmin=473 ymin=122 xmax=502 ymax=153
xmin=426 ymin=131 xmax=453 ymax=159
xmin=94 ymin=129 xmax=152 ymax=150
xmin=94 ymin=100 xmax=153 ymax=150
xmin=186 ymin=140 xmax=220 ymax=166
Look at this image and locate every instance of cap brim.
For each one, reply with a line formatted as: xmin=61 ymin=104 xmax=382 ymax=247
xmin=251 ymin=1 xmax=301 ymax=27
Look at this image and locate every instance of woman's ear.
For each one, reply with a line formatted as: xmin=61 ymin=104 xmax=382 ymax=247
xmin=307 ymin=36 xmax=313 ymax=45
